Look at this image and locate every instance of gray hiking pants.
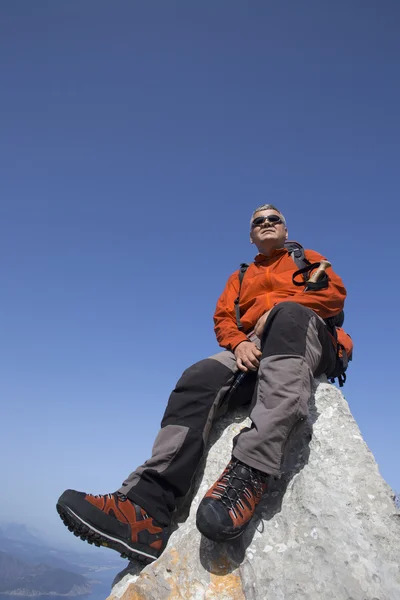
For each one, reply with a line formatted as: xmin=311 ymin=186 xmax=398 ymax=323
xmin=118 ymin=302 xmax=337 ymax=526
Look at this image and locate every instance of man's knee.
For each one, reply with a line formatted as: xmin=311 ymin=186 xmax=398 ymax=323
xmin=161 ymin=356 xmax=236 ymax=427
xmin=176 ymin=351 xmax=236 ymax=388
xmin=261 ymin=302 xmax=317 ymax=355
xmin=178 ymin=358 xmax=226 ymax=389
xmin=264 ymin=302 xmax=317 ymax=337
xmin=269 ymin=301 xmax=315 ymax=324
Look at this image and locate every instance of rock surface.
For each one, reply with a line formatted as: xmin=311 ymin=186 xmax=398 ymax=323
xmin=108 ymin=379 xmax=400 ymax=600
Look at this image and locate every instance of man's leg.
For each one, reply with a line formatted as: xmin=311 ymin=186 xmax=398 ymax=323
xmin=57 ymin=350 xmax=242 ymax=561
xmin=197 ymin=302 xmax=337 ymax=541
xmin=118 ymin=350 xmax=241 ymax=524
xmin=232 ymin=302 xmax=336 ymax=474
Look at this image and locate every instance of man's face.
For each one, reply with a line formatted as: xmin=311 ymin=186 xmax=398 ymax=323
xmin=250 ymin=209 xmax=288 ymax=253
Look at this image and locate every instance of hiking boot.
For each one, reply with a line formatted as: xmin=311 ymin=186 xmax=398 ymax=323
xmin=196 ymin=458 xmax=268 ymax=542
xmin=56 ymin=490 xmax=169 ymax=563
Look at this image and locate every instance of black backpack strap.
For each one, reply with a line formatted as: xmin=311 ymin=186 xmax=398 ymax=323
xmin=284 ymin=240 xmax=310 ymax=273
xmin=234 ymin=263 xmax=249 ymax=331
xmin=285 ymin=240 xmax=330 ymax=290
xmin=285 ymin=240 xmax=312 ymax=285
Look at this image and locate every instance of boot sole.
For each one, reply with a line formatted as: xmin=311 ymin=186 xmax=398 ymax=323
xmin=56 ymin=502 xmax=157 ymax=564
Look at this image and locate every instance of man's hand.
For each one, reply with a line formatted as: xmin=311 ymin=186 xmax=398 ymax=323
xmin=254 ymin=309 xmax=271 ymax=339
xmin=234 ymin=341 xmax=262 ymax=372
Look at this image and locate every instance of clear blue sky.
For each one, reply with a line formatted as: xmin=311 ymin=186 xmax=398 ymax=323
xmin=1 ymin=2 xmax=399 ymax=547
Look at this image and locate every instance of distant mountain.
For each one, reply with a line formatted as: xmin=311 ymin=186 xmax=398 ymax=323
xmin=0 ymin=522 xmax=123 ymax=574
xmin=0 ymin=521 xmax=126 ymax=597
xmin=0 ymin=550 xmax=91 ymax=596
xmin=0 ymin=534 xmax=87 ymax=575
xmin=0 ymin=524 xmax=43 ymax=546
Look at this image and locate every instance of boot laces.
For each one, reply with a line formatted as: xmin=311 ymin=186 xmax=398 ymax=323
xmin=92 ymin=492 xmax=128 ymax=502
xmin=90 ymin=492 xmax=150 ymax=521
xmin=212 ymin=459 xmax=266 ymax=515
xmin=92 ymin=493 xmax=115 ymax=499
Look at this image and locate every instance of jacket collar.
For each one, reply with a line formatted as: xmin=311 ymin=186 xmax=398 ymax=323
xmin=254 ymin=246 xmax=287 ymax=263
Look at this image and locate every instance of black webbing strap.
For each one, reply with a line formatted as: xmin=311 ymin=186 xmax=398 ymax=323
xmin=292 ymin=262 xmax=329 ymax=290
xmin=234 ymin=263 xmax=249 ymax=330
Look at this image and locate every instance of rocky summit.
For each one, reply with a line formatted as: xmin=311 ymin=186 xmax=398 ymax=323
xmin=108 ymin=379 xmax=400 ymax=600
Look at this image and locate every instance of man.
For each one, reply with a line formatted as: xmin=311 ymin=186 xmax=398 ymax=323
xmin=57 ymin=204 xmax=350 ymax=563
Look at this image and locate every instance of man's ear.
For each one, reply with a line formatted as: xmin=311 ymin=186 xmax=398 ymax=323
xmin=285 ymin=228 xmax=288 ymax=240
xmin=250 ymin=234 xmax=254 ymax=244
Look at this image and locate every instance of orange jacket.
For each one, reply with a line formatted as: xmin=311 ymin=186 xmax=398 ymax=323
xmin=214 ymin=247 xmax=347 ymax=352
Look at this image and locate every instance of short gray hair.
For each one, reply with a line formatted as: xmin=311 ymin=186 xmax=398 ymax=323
xmin=250 ymin=204 xmax=287 ymax=227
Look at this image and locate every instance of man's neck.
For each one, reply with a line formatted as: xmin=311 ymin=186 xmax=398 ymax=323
xmin=256 ymin=244 xmax=285 ymax=257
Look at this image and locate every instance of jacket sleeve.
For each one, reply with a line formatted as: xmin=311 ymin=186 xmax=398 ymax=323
xmin=213 ymin=271 xmax=250 ymax=351
xmin=270 ymin=249 xmax=346 ymax=318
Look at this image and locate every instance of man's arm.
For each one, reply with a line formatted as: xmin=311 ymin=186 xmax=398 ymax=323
xmin=213 ymin=271 xmax=250 ymax=351
xmin=214 ymin=272 xmax=262 ymax=371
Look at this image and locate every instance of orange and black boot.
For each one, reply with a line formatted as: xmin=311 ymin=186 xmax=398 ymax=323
xmin=56 ymin=490 xmax=169 ymax=563
xmin=196 ymin=458 xmax=268 ymax=542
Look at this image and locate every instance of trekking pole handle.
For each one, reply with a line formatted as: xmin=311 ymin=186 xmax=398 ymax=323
xmin=303 ymin=259 xmax=331 ymax=292
xmin=307 ymin=259 xmax=331 ymax=284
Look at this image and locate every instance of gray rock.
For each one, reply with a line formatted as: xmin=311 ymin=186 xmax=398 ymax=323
xmin=108 ymin=379 xmax=400 ymax=599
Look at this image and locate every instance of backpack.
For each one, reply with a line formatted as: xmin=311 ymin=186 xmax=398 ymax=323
xmin=234 ymin=241 xmax=352 ymax=387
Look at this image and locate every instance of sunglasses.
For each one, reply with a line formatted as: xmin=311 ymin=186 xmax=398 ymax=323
xmin=251 ymin=215 xmax=283 ymax=228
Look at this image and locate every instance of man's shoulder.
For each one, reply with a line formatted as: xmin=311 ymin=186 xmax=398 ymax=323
xmin=285 ymin=241 xmax=324 ymax=260
xmin=303 ymin=248 xmax=326 ymax=261
xmin=224 ymin=261 xmax=257 ymax=288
